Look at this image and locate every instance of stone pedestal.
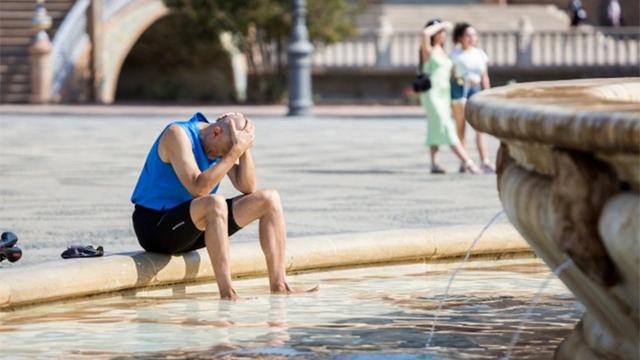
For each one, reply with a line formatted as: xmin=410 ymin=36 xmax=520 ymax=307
xmin=88 ymin=0 xmax=104 ymax=103
xmin=375 ymin=15 xmax=393 ymax=68
xmin=29 ymin=32 xmax=52 ymax=104
xmin=30 ymin=0 xmax=52 ymax=104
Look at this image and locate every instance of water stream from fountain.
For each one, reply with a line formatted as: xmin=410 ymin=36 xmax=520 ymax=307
xmin=425 ymin=209 xmax=505 ymax=348
xmin=502 ymin=257 xmax=575 ymax=360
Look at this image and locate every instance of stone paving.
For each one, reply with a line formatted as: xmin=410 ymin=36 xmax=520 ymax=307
xmin=0 ymin=107 xmax=505 ymax=267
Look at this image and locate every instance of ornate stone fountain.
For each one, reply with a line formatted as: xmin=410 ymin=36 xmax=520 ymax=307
xmin=466 ymin=78 xmax=639 ymax=359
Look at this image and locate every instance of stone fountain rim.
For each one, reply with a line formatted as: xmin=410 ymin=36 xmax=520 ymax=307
xmin=466 ymin=78 xmax=640 ymax=155
xmin=0 ymin=224 xmax=529 ymax=311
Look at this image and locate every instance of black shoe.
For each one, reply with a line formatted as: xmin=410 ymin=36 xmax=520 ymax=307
xmin=431 ymin=165 xmax=446 ymax=174
xmin=61 ymin=245 xmax=104 ymax=259
xmin=0 ymin=232 xmax=22 ymax=263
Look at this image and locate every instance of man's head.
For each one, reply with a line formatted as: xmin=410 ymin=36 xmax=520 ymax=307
xmin=204 ymin=112 xmax=248 ymax=157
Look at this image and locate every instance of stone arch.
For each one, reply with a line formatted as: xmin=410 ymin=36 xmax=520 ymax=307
xmin=98 ymin=0 xmax=168 ymax=103
xmin=113 ymin=13 xmax=238 ymax=103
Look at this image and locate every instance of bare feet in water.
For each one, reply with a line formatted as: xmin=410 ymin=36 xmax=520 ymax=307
xmin=272 ymin=283 xmax=320 ymax=294
xmin=220 ymin=288 xmax=240 ymax=301
xmin=220 ymin=283 xmax=319 ymax=300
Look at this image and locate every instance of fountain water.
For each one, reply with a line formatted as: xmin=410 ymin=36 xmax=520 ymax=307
xmin=425 ymin=209 xmax=504 ymax=348
xmin=503 ymin=257 xmax=575 ymax=359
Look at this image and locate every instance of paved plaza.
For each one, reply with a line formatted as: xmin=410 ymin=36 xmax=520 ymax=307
xmin=0 ymin=106 xmax=504 ymax=267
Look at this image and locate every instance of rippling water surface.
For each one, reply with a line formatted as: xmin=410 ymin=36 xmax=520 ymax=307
xmin=0 ymin=258 xmax=582 ymax=359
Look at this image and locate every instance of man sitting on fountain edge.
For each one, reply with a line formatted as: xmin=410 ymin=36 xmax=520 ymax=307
xmin=130 ymin=112 xmax=315 ymax=300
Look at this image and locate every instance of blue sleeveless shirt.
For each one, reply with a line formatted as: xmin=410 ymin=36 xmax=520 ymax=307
xmin=131 ymin=113 xmax=220 ymax=210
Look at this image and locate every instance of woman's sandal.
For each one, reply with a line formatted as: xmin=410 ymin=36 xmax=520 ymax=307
xmin=480 ymin=160 xmax=496 ymax=174
xmin=463 ymin=161 xmax=482 ymax=174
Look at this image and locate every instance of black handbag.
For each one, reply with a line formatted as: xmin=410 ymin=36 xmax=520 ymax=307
xmin=412 ymin=73 xmax=431 ymax=92
xmin=412 ymin=50 xmax=431 ymax=92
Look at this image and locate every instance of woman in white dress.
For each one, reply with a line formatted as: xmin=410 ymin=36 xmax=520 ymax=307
xmin=450 ymin=23 xmax=495 ymax=174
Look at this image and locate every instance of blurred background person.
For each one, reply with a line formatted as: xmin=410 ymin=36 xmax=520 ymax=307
xmin=419 ymin=19 xmax=480 ymax=175
xmin=450 ymin=22 xmax=495 ymax=174
xmin=605 ymin=0 xmax=623 ymax=26
xmin=568 ymin=0 xmax=588 ymax=26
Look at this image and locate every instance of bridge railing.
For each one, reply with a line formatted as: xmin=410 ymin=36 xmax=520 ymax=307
xmin=103 ymin=0 xmax=131 ymax=20
xmin=477 ymin=31 xmax=519 ymax=66
xmin=313 ymin=34 xmax=378 ymax=68
xmin=252 ymin=26 xmax=639 ymax=72
xmin=50 ymin=0 xmax=133 ymax=99
xmin=50 ymin=0 xmax=90 ymax=97
xmin=530 ymin=28 xmax=639 ymax=66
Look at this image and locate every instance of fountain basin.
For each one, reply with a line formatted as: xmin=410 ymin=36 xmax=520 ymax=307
xmin=0 ymin=225 xmax=565 ymax=358
xmin=1 ymin=258 xmax=580 ymax=359
xmin=466 ymin=78 xmax=640 ymax=359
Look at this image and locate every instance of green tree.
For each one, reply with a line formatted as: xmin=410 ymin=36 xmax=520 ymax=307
xmin=163 ymin=0 xmax=361 ymax=45
xmin=163 ymin=0 xmax=363 ymax=101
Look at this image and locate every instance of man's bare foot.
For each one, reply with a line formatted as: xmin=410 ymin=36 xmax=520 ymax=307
xmin=271 ymin=282 xmax=320 ymax=294
xmin=220 ymin=288 xmax=239 ymax=301
xmin=300 ymin=284 xmax=320 ymax=293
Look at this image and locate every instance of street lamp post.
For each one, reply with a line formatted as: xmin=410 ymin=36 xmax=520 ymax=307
xmin=287 ymin=0 xmax=314 ymax=116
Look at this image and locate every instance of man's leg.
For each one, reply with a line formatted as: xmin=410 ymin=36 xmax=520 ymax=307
xmin=231 ymin=189 xmax=289 ymax=292
xmin=190 ymin=194 xmax=237 ymax=300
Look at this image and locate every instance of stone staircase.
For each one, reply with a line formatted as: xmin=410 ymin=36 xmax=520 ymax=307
xmin=0 ymin=0 xmax=75 ymax=103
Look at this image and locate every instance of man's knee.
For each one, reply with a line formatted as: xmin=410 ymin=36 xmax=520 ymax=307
xmin=201 ymin=194 xmax=227 ymax=220
xmin=259 ymin=189 xmax=282 ymax=212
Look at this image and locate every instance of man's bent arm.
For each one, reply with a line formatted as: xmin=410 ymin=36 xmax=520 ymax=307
xmin=163 ymin=125 xmax=243 ymax=197
xmin=230 ymin=150 xmax=257 ymax=194
xmin=194 ymin=150 xmax=244 ymax=196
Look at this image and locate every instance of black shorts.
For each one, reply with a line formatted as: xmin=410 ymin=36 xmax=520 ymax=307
xmin=132 ymin=198 xmax=242 ymax=254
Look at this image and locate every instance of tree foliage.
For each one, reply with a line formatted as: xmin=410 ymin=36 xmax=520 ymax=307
xmin=163 ymin=0 xmax=362 ymax=47
xmin=157 ymin=0 xmax=364 ymax=102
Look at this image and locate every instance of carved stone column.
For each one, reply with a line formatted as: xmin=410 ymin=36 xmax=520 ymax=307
xmin=88 ymin=0 xmax=104 ymax=103
xmin=516 ymin=16 xmax=533 ymax=68
xmin=375 ymin=15 xmax=393 ymax=68
xmin=29 ymin=0 xmax=52 ymax=104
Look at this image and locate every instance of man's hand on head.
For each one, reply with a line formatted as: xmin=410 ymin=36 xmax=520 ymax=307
xmin=216 ymin=112 xmax=239 ymax=121
xmin=226 ymin=115 xmax=257 ymax=193
xmin=229 ymin=116 xmax=255 ymax=156
xmin=243 ymin=119 xmax=255 ymax=137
